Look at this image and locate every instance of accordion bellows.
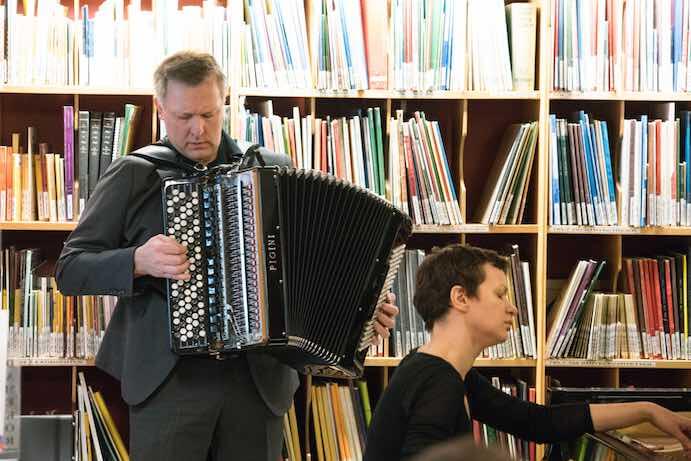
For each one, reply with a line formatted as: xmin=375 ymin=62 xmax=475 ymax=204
xmin=163 ymin=166 xmax=412 ymax=378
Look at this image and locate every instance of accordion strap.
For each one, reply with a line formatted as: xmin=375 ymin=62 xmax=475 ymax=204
xmin=129 ymin=145 xmax=201 ymax=179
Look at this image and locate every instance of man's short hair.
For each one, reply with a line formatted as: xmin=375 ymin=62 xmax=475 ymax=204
xmin=413 ymin=244 xmax=507 ymax=331
xmin=153 ymin=51 xmax=226 ymax=101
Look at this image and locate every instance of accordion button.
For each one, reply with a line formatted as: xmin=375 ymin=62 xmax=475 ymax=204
xmin=168 ymin=228 xmax=175 ymax=235
xmin=199 ymin=331 xmax=206 ymax=337
xmin=181 ymin=335 xmax=187 ymax=342
xmin=174 ymin=224 xmax=181 ymax=230
xmin=192 ymin=198 xmax=199 ymax=205
xmin=193 ymin=320 xmax=199 ymax=327
xmin=173 ymin=318 xmax=180 ymax=325
xmin=179 ymin=192 xmax=186 ymax=199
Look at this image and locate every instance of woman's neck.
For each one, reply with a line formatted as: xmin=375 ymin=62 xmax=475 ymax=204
xmin=417 ymin=323 xmax=480 ymax=379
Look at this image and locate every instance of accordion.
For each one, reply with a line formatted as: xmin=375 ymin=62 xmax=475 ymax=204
xmin=162 ymin=166 xmax=412 ymax=377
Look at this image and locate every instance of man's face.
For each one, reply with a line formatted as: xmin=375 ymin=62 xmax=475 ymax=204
xmin=465 ymin=264 xmax=518 ymax=347
xmin=155 ymin=76 xmax=224 ymax=165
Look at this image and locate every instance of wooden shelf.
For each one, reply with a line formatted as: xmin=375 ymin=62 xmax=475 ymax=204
xmin=8 ymin=357 xmax=95 ymax=367
xmin=549 ymin=225 xmax=691 ymax=236
xmin=546 ymin=359 xmax=691 ymax=369
xmin=1 ymin=85 xmax=154 ymax=95
xmin=413 ymin=224 xmax=539 ymax=234
xmin=0 ymin=221 xmax=77 ymax=231
xmin=550 ymin=91 xmax=691 ymax=101
xmin=237 ymin=87 xmax=540 ymax=100
xmin=365 ymin=357 xmax=537 ymax=368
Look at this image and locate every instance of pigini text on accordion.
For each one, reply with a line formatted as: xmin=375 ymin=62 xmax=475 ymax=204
xmin=162 ymin=166 xmax=412 ymax=378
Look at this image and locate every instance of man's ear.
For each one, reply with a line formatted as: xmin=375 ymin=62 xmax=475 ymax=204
xmin=154 ymin=97 xmax=163 ymax=118
xmin=450 ymin=285 xmax=470 ymax=313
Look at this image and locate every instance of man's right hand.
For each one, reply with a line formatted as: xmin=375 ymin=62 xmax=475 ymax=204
xmin=134 ymin=234 xmax=191 ymax=281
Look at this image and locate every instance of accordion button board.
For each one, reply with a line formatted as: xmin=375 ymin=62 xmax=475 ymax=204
xmin=166 ymin=185 xmax=210 ymax=350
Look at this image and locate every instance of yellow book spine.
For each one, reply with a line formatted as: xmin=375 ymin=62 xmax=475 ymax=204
xmin=94 ymin=392 xmax=129 ymax=461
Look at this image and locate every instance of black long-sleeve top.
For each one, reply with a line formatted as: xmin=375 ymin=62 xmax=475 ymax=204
xmin=364 ymin=351 xmax=594 ymax=461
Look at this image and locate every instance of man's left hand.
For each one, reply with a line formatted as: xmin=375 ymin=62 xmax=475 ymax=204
xmin=373 ymin=292 xmax=399 ymax=342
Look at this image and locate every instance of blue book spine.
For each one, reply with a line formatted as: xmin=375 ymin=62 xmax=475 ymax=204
xmin=600 ymin=121 xmax=617 ymax=219
xmin=440 ymin=0 xmax=451 ymax=90
xmin=274 ymin=2 xmax=293 ymax=75
xmin=337 ymin=1 xmax=353 ymax=88
xmin=550 ymin=114 xmax=560 ymax=225
xmin=674 ymin=0 xmax=683 ymax=91
xmin=433 ymin=122 xmax=458 ymax=202
xmin=580 ymin=112 xmax=600 ymax=223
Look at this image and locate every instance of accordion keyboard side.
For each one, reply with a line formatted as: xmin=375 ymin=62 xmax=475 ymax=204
xmin=163 ymin=178 xmax=211 ymax=354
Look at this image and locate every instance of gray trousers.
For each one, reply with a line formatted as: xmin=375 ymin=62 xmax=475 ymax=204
xmin=129 ymin=355 xmax=283 ymax=461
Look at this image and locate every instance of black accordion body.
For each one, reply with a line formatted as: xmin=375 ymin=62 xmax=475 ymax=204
xmin=162 ymin=166 xmax=412 ymax=377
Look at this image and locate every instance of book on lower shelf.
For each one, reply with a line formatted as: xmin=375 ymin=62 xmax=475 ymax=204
xmin=75 ymin=371 xmax=129 ymax=461
xmin=307 ymin=380 xmax=371 ymax=461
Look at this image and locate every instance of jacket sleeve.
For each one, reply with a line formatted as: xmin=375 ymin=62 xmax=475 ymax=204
xmin=467 ymin=370 xmax=594 ymax=443
xmin=55 ymin=158 xmax=139 ymax=297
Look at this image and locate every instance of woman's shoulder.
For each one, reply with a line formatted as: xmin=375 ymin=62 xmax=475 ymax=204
xmin=394 ymin=351 xmax=464 ymax=387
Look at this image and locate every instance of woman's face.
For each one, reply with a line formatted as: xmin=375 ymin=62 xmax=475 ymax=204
xmin=465 ymin=264 xmax=518 ymax=348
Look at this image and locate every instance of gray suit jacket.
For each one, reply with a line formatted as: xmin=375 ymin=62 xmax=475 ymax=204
xmin=55 ymin=133 xmax=299 ymax=415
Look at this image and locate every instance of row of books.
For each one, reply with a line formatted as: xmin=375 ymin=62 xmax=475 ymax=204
xmin=622 ymin=255 xmax=691 ymax=360
xmin=239 ymin=102 xmax=461 ymax=225
xmin=553 ymin=292 xmax=643 ymax=360
xmin=2 ymin=0 xmax=538 ymax=92
xmin=2 ymin=0 xmax=232 ymax=88
xmin=76 ymin=372 xmax=129 ymax=461
xmin=238 ymin=103 xmax=388 ymax=197
xmin=549 ymin=112 xmax=618 ymax=227
xmin=392 ymin=0 xmax=536 ymax=92
xmin=310 ymin=0 xmax=368 ymax=91
xmin=241 ymin=0 xmax=311 ymax=89
xmin=619 ymin=107 xmax=691 ymax=227
xmin=389 ymin=249 xmax=430 ymax=358
xmin=2 ymin=247 xmax=115 ymax=360
xmin=476 ymin=122 xmax=539 ymax=225
xmin=547 ymin=252 xmax=691 ymax=361
xmin=553 ymin=0 xmax=691 ymax=93
xmin=242 ymin=0 xmax=537 ymax=92
xmin=0 ymin=104 xmax=142 ymax=223
xmin=308 ymin=380 xmax=372 ymax=461
xmin=486 ymin=245 xmax=537 ymax=360
xmin=473 ymin=376 xmax=537 ymax=461
xmin=389 ymin=110 xmax=462 ymax=225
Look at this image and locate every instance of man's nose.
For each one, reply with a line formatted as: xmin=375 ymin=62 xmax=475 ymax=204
xmin=191 ymin=117 xmax=205 ymax=136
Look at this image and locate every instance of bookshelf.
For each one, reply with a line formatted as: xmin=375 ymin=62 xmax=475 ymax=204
xmin=4 ymin=0 xmax=691 ymax=460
